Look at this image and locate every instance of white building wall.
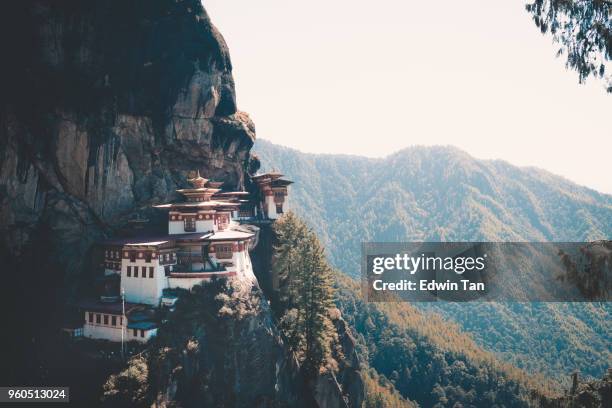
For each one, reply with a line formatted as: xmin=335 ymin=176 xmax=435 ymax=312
xmin=83 ymin=312 xmax=125 ymax=342
xmin=83 ymin=312 xmax=157 ymax=343
xmin=121 ymin=260 xmax=168 ymax=306
xmin=264 ymin=196 xmax=277 ymax=219
xmin=195 ymin=219 xmax=215 ymax=233
xmin=168 ymin=276 xmax=209 ymax=290
xmin=263 ymin=195 xmax=289 ymax=220
xmin=127 ymin=327 xmax=157 ymax=343
xmin=169 ymin=220 xmax=185 ymax=235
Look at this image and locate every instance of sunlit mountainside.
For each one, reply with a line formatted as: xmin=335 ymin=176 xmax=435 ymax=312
xmin=253 ymin=139 xmax=612 ymax=383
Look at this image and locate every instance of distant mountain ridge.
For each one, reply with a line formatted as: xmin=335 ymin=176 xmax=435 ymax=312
xmin=254 ymin=139 xmax=611 ymax=275
xmin=253 ymin=139 xmax=612 ymax=383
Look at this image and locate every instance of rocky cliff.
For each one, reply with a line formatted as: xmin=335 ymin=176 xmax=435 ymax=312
xmin=1 ymin=0 xmax=255 ymax=265
xmin=0 ymin=2 xmax=364 ymax=407
xmin=102 ymin=276 xmax=364 ymax=408
xmin=0 ymin=0 xmax=254 ymax=381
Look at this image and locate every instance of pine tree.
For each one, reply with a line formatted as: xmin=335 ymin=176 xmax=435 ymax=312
xmin=526 ymin=0 xmax=611 ymax=92
xmin=272 ymin=211 xmax=309 ymax=308
xmin=273 ymin=212 xmax=336 ymax=378
xmin=295 ymin=230 xmax=336 ymax=377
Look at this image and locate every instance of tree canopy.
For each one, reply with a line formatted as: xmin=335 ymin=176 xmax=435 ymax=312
xmin=526 ymin=0 xmax=612 ymax=92
xmin=273 ymin=212 xmax=337 ymax=378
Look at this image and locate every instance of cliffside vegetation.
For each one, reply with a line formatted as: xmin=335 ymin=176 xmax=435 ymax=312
xmin=1 ymin=0 xmax=255 ymax=389
xmin=335 ymin=274 xmax=557 ymax=407
xmin=102 ymin=280 xmax=295 ymax=408
xmin=273 ymin=212 xmax=338 ymax=379
xmin=254 ymin=139 xmax=612 ymax=386
xmin=271 ymin=213 xmax=560 ymax=406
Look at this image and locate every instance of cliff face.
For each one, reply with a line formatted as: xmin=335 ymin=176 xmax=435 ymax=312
xmin=0 ymin=3 xmax=364 ymax=407
xmin=0 ymin=0 xmax=253 ymax=384
xmin=1 ymin=0 xmax=254 ymax=258
xmin=0 ymin=0 xmax=255 ymax=379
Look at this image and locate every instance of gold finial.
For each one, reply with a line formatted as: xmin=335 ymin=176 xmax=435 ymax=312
xmin=187 ymin=170 xmax=207 ymax=188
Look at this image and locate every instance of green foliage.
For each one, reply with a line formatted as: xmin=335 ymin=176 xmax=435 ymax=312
xmin=363 ymin=368 xmax=418 ymax=408
xmin=526 ymin=0 xmax=611 ymax=92
xmin=273 ymin=212 xmax=337 ymax=378
xmin=335 ymin=274 xmax=556 ymax=407
xmin=102 ymin=355 xmax=149 ymax=407
xmin=255 ymin=141 xmax=612 ymax=279
xmin=254 ymin=140 xmax=612 ymax=383
xmin=104 ymin=280 xmax=267 ymax=408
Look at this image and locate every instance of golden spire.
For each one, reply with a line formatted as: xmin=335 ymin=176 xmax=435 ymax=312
xmin=187 ymin=170 xmax=207 ymax=188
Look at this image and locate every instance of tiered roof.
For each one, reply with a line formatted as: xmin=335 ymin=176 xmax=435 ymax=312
xmin=252 ymin=171 xmax=293 ymax=188
xmin=154 ymin=171 xmax=249 ymax=210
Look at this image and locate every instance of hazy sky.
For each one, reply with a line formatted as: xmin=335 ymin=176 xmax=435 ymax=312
xmin=204 ymin=1 xmax=612 ymax=194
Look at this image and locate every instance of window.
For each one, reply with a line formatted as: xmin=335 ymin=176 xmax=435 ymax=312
xmin=145 ymin=252 xmax=151 ymax=262
xmin=134 ymin=268 xmax=138 ymax=278
xmin=103 ymin=315 xmax=109 ymax=325
xmin=95 ymin=314 xmax=101 ymax=324
xmin=216 ymin=214 xmax=229 ymax=231
xmin=140 ymin=330 xmax=145 ymax=338
xmin=112 ymin=316 xmax=117 ymax=326
xmin=149 ymin=267 xmax=154 ymax=278
xmin=129 ymin=251 xmax=136 ymax=262
xmin=184 ymin=216 xmax=196 ymax=232
xmin=133 ymin=329 xmax=137 ymax=337
xmin=216 ymin=244 xmax=233 ymax=259
xmin=142 ymin=266 xmax=147 ymax=276
xmin=120 ymin=317 xmax=123 ymax=326
xmin=127 ymin=266 xmax=131 ymax=277
xmin=276 ymin=203 xmax=283 ymax=214
xmin=88 ymin=312 xmax=93 ymax=323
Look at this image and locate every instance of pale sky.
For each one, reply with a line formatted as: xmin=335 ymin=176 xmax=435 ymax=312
xmin=204 ymin=1 xmax=612 ymax=194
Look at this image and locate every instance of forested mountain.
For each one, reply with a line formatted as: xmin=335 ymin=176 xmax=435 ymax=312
xmin=335 ymin=274 xmax=557 ymax=407
xmin=253 ymin=139 xmax=612 ymax=384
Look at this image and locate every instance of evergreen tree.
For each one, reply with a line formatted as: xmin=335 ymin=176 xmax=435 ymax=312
xmin=295 ymin=230 xmax=336 ymax=377
xmin=526 ymin=0 xmax=611 ymax=92
xmin=273 ymin=211 xmax=309 ymax=308
xmin=273 ymin=212 xmax=336 ymax=378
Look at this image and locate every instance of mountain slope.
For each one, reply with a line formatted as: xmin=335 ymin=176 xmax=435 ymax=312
xmin=253 ymin=139 xmax=612 ymax=382
xmin=254 ymin=140 xmax=611 ymax=276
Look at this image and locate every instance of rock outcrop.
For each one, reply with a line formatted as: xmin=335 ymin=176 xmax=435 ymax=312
xmin=1 ymin=0 xmax=254 ymax=260
xmin=0 ymin=3 xmax=365 ymax=407
xmin=0 ymin=0 xmax=254 ymax=383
